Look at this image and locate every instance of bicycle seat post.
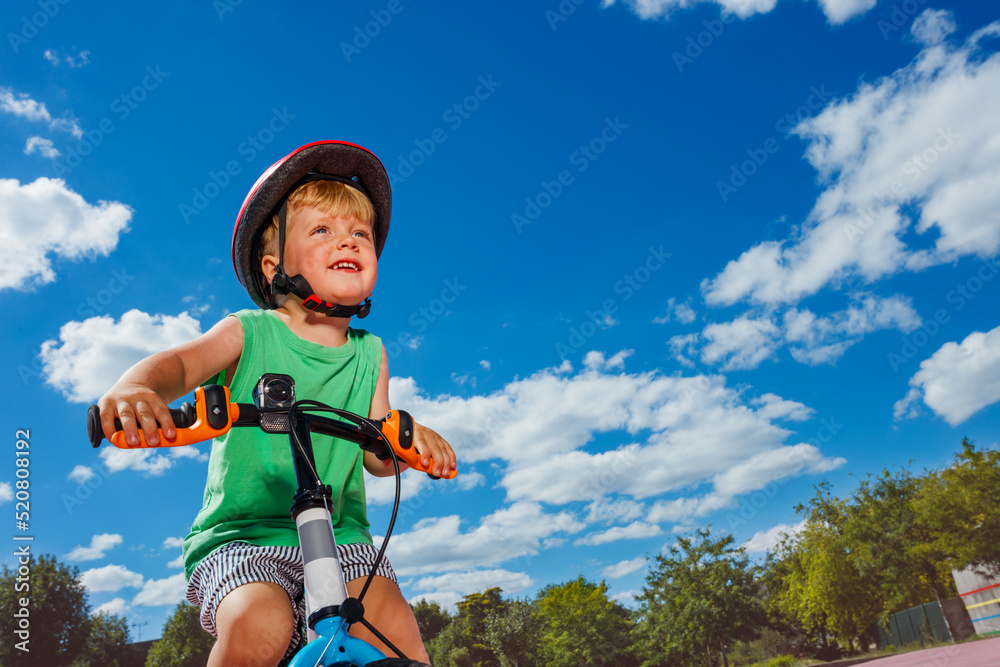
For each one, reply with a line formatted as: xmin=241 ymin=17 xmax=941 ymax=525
xmin=287 ymin=415 xmax=350 ymax=637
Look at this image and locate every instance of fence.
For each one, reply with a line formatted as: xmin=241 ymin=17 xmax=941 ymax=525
xmin=952 ymin=567 xmax=1000 ymax=637
xmin=876 ymin=601 xmax=952 ymax=649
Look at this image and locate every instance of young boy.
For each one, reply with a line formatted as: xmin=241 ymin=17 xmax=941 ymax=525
xmin=97 ymin=141 xmax=456 ymax=666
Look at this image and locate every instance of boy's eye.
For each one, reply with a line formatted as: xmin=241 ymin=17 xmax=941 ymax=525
xmin=353 ymin=230 xmax=372 ymax=240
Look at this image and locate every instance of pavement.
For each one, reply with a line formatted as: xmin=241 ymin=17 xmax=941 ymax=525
xmin=858 ymin=637 xmax=1000 ymax=666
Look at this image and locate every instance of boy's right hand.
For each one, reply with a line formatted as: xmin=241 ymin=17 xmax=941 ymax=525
xmin=98 ymin=382 xmax=177 ymax=447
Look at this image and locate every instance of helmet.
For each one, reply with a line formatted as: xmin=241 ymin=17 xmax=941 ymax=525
xmin=232 ymin=140 xmax=392 ymax=312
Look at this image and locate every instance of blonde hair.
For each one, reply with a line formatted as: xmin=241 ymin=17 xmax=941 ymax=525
xmin=258 ymin=180 xmax=376 ymax=263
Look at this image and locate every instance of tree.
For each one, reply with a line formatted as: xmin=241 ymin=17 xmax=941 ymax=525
xmin=634 ymin=529 xmax=765 ymax=667
xmin=844 ymin=467 xmax=956 ymax=616
xmin=485 ymin=599 xmax=542 ymax=667
xmin=71 ymin=613 xmax=138 ymax=667
xmin=914 ymin=438 xmax=1000 ymax=576
xmin=0 ymin=553 xmax=92 ymax=666
xmin=412 ymin=598 xmax=452 ymax=644
xmin=535 ymin=576 xmax=637 ymax=667
xmin=429 ymin=588 xmax=506 ymax=667
xmin=767 ymin=506 xmax=880 ymax=652
xmin=145 ymin=602 xmax=215 ymax=667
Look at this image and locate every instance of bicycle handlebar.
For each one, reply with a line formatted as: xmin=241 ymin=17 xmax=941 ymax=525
xmin=86 ymin=385 xmax=456 ymax=479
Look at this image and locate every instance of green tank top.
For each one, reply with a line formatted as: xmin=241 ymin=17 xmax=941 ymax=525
xmin=182 ymin=309 xmax=382 ymax=580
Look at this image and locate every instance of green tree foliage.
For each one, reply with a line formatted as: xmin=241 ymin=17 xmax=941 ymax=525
xmin=485 ymin=599 xmax=543 ymax=667
xmin=535 ymin=576 xmax=637 ymax=667
xmin=71 ymin=613 xmax=140 ymax=667
xmin=428 ymin=587 xmax=507 ymax=667
xmin=412 ymin=598 xmax=452 ymax=644
xmin=914 ymin=438 xmax=1000 ymax=576
xmin=144 ymin=602 xmax=215 ymax=667
xmin=0 ymin=553 xmax=92 ymax=666
xmin=634 ymin=529 xmax=765 ymax=667
xmin=844 ymin=467 xmax=956 ymax=614
xmin=767 ymin=493 xmax=881 ymax=650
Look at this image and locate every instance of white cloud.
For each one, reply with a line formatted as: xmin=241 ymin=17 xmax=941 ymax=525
xmin=703 ymin=20 xmax=1000 ymax=307
xmin=412 ymin=569 xmax=533 ymax=596
xmin=815 ymin=0 xmax=877 ymax=25
xmin=896 ymin=325 xmax=1000 ymax=425
xmin=43 ymin=48 xmax=91 ymax=68
xmin=99 ymin=446 xmax=176 ymax=477
xmin=24 ymin=136 xmax=60 ymax=159
xmin=575 ymin=521 xmax=663 ymax=546
xmin=480 ymin=360 xmax=491 ymax=371
xmin=653 ymin=297 xmax=697 ymax=325
xmin=0 ymin=483 xmax=12 ymax=504
xmin=910 ymin=9 xmax=957 ymax=47
xmin=743 ymin=520 xmax=807 ymax=553
xmin=383 ymin=502 xmax=585 ymax=576
xmin=163 ymin=537 xmax=184 ymax=549
xmin=0 ymin=88 xmax=82 ymax=137
xmin=700 ymin=316 xmax=781 ymax=370
xmin=680 ymin=295 xmax=922 ymax=371
xmin=66 ymin=533 xmax=123 ymax=561
xmin=92 ymin=599 xmax=129 ymax=616
xmin=79 ymin=564 xmax=144 ymax=593
xmin=132 ymin=573 xmax=187 ymax=607
xmin=68 ymin=465 xmax=95 ymax=484
xmin=585 ymin=498 xmax=646 ymax=525
xmin=0 ymin=88 xmax=51 ymax=122
xmin=40 ymin=310 xmax=202 ymax=404
xmin=604 ymin=0 xmax=875 ymax=24
xmin=603 ymin=556 xmax=648 ymax=579
xmin=390 ymin=358 xmax=839 ymax=512
xmin=0 ymin=178 xmax=132 ymax=291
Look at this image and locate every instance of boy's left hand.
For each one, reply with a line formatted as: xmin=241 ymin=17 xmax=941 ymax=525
xmin=412 ymin=422 xmax=457 ymax=478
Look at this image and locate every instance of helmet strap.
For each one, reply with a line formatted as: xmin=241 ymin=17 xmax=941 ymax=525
xmin=268 ymin=201 xmax=372 ymax=319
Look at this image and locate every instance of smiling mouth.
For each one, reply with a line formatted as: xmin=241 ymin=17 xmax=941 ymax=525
xmin=331 ymin=261 xmax=361 ymax=271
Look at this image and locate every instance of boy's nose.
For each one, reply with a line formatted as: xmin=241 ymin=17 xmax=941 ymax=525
xmin=337 ymin=235 xmax=358 ymax=249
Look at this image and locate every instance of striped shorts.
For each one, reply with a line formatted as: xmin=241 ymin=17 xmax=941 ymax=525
xmin=186 ymin=541 xmax=397 ymax=657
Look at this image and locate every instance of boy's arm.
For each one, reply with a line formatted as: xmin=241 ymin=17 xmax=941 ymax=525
xmin=364 ymin=345 xmax=457 ymax=478
xmin=97 ymin=316 xmax=244 ymax=447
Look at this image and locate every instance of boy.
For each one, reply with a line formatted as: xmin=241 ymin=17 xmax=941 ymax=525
xmin=98 ymin=141 xmax=456 ymax=666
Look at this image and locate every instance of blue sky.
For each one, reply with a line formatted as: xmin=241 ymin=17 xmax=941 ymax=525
xmin=2 ymin=0 xmax=999 ymax=643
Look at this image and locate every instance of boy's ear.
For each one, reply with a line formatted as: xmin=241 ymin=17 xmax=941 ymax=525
xmin=260 ymin=254 xmax=279 ymax=286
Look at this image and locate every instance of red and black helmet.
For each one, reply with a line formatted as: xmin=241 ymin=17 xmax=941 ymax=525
xmin=232 ymin=140 xmax=392 ymax=311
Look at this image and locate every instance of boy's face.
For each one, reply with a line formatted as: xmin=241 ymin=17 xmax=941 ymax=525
xmin=262 ymin=205 xmax=377 ymax=308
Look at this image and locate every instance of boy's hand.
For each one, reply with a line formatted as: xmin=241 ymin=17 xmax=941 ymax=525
xmin=412 ymin=422 xmax=457 ymax=478
xmin=98 ymin=382 xmax=177 ymax=447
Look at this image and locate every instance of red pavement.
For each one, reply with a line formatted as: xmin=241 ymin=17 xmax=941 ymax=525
xmin=860 ymin=637 xmax=1000 ymax=667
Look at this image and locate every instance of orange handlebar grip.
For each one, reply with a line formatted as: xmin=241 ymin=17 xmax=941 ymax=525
xmin=110 ymin=385 xmax=235 ymax=449
xmin=380 ymin=410 xmax=456 ymax=479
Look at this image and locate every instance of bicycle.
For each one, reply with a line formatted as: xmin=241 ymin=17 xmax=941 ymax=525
xmin=87 ymin=372 xmax=456 ymax=667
